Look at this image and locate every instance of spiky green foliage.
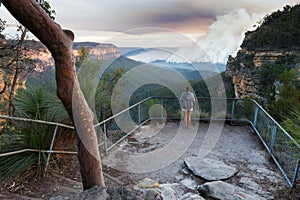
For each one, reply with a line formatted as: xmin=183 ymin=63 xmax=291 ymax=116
xmin=0 ymin=129 xmax=51 ymax=182
xmin=13 ymin=86 xmax=68 ymax=121
xmin=0 ymin=122 xmax=55 ymax=181
xmin=0 ymin=87 xmax=68 ymax=182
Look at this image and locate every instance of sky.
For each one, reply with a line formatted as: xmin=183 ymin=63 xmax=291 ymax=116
xmin=0 ymin=0 xmax=299 ymax=63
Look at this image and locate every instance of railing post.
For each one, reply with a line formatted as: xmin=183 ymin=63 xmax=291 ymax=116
xmin=292 ymin=156 xmax=300 ymax=188
xmin=138 ymin=103 xmax=141 ymax=125
xmin=231 ymin=99 xmax=235 ymax=125
xmin=253 ymin=105 xmax=259 ymax=127
xmin=160 ymin=99 xmax=164 ymax=120
xmin=103 ymin=123 xmax=108 ymax=154
xmin=45 ymin=124 xmax=59 ymax=171
xmin=270 ymin=125 xmax=277 ymax=153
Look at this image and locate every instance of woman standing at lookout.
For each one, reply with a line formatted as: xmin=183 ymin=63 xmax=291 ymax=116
xmin=180 ymin=86 xmax=195 ymax=129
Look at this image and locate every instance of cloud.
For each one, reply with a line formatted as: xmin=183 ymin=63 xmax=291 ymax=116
xmin=48 ymin=0 xmax=218 ymax=32
xmin=1 ymin=0 xmax=299 ymax=63
xmin=166 ymin=0 xmax=300 ymax=63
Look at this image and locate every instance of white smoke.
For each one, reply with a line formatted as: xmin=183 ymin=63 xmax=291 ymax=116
xmin=128 ymin=49 xmax=173 ymax=63
xmin=122 ymin=0 xmax=299 ymax=64
xmin=127 ymin=9 xmax=265 ymax=64
xmin=200 ymin=9 xmax=264 ymax=63
xmin=167 ymin=9 xmax=264 ymax=64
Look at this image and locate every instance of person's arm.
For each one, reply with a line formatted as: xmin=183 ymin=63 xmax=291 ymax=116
xmin=180 ymin=93 xmax=184 ymax=107
xmin=180 ymin=93 xmax=184 ymax=102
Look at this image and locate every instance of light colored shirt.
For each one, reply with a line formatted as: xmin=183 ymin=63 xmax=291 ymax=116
xmin=180 ymin=92 xmax=195 ymax=110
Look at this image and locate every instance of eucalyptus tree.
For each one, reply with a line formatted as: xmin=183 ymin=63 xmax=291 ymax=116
xmin=0 ymin=0 xmax=55 ymax=116
xmin=1 ymin=0 xmax=105 ymax=190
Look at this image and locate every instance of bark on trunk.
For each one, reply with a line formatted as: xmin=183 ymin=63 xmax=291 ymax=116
xmin=1 ymin=0 xmax=105 ymax=189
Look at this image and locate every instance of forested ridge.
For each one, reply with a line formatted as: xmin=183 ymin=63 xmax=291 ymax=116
xmin=241 ymin=4 xmax=300 ymax=50
xmin=226 ymin=4 xmax=300 ymax=142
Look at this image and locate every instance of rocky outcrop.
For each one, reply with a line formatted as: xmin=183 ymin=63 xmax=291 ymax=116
xmin=225 ymin=4 xmax=300 ymax=100
xmin=27 ymin=41 xmax=121 ymax=70
xmin=226 ymin=48 xmax=300 ymax=99
xmin=2 ymin=40 xmax=120 ymax=71
xmin=0 ymin=39 xmax=120 ymax=93
xmin=24 ymin=41 xmax=54 ymax=70
xmin=73 ymin=42 xmax=120 ymax=61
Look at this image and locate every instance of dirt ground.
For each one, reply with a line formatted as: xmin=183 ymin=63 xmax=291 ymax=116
xmin=0 ymin=121 xmax=299 ymax=199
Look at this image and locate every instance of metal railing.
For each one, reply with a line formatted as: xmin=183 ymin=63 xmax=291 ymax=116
xmin=0 ymin=115 xmax=76 ymax=170
xmin=0 ymin=96 xmax=299 ymax=187
xmin=95 ymin=96 xmax=299 ymax=188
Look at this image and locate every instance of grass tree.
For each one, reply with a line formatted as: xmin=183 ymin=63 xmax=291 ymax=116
xmin=1 ymin=0 xmax=105 ymax=189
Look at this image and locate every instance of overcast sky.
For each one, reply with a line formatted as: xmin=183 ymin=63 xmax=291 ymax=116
xmin=0 ymin=0 xmax=299 ymax=63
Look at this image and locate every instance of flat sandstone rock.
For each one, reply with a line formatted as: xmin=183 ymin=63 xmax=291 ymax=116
xmin=184 ymin=157 xmax=238 ymax=181
xmin=199 ymin=181 xmax=266 ymax=200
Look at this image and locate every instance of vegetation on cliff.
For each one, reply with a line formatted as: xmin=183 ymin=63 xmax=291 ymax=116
xmin=241 ymin=4 xmax=300 ymax=50
xmin=227 ymin=4 xmax=300 ymax=142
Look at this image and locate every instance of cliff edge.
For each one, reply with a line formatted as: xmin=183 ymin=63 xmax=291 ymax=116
xmin=225 ymin=4 xmax=300 ymax=100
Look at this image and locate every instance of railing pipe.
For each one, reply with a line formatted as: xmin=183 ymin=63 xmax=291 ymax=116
xmin=0 ymin=149 xmax=77 ymax=157
xmin=1 ymin=97 xmax=299 ymax=189
xmin=231 ymin=99 xmax=235 ymax=124
xmin=138 ymin=103 xmax=141 ymax=125
xmin=250 ymin=123 xmax=294 ymax=187
xmin=253 ymin=105 xmax=259 ymax=127
xmin=292 ymin=157 xmax=300 ymax=188
xmin=270 ymin=125 xmax=277 ymax=153
xmin=0 ymin=115 xmax=74 ymax=129
xmin=103 ymin=123 xmax=108 ymax=154
xmin=250 ymin=99 xmax=300 ymax=148
xmin=160 ymin=99 xmax=164 ymax=119
xmin=106 ymin=119 xmax=150 ymax=152
xmin=45 ymin=124 xmax=59 ymax=170
xmin=94 ymin=96 xmax=154 ymax=128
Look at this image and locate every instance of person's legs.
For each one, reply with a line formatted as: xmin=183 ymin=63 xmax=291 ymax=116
xmin=187 ymin=110 xmax=192 ymax=128
xmin=183 ymin=111 xmax=188 ymax=128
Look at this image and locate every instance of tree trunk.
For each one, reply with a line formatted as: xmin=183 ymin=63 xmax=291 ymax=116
xmin=1 ymin=0 xmax=105 ymax=189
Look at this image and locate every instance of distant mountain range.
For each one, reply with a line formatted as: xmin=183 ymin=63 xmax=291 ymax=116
xmin=120 ymin=47 xmax=182 ymax=63
xmin=117 ymin=47 xmax=226 ymax=81
xmin=101 ymin=55 xmax=225 ymax=82
xmin=23 ymin=40 xmax=226 ymax=90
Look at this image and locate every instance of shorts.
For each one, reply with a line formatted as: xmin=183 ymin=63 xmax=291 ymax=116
xmin=182 ymin=108 xmax=193 ymax=112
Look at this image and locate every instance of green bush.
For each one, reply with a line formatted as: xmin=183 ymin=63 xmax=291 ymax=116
xmin=0 ymin=86 xmax=67 ymax=182
xmin=13 ymin=86 xmax=67 ymax=121
xmin=281 ymin=111 xmax=300 ymax=143
xmin=0 ymin=123 xmax=54 ymax=181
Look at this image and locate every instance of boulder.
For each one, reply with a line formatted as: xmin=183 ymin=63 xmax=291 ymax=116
xmin=184 ymin=157 xmax=238 ymax=181
xmin=239 ymin=178 xmax=272 ymax=198
xmin=73 ymin=186 xmax=108 ymax=200
xmin=179 ymin=193 xmax=205 ymax=200
xmin=133 ymin=178 xmax=160 ymax=190
xmin=239 ymin=177 xmax=261 ymax=191
xmin=179 ymin=178 xmax=198 ymax=190
xmin=159 ymin=183 xmax=187 ymax=199
xmin=159 ymin=183 xmax=179 ymax=200
xmin=161 ymin=186 xmax=177 ymax=200
xmin=198 ymin=181 xmax=267 ymax=200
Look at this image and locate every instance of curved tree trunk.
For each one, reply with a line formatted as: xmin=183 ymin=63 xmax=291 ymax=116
xmin=1 ymin=0 xmax=105 ymax=189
